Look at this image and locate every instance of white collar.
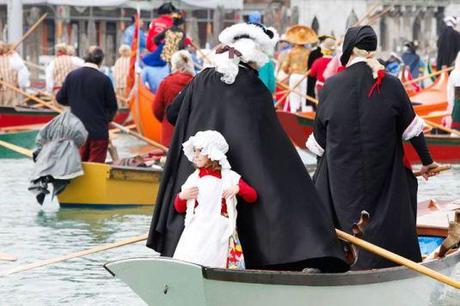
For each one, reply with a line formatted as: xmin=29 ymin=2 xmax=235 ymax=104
xmin=83 ymin=62 xmax=100 ymax=70
xmin=346 ymin=56 xmax=367 ymax=67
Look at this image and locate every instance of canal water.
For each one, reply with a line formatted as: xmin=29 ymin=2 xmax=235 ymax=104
xmin=1 ymin=136 xmax=459 ymax=305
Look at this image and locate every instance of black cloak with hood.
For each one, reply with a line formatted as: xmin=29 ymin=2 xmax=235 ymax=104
xmin=311 ymin=26 xmax=432 ymax=270
xmin=146 ymin=24 xmax=349 ymax=272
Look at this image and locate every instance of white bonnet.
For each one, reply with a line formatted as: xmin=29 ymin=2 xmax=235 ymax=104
xmin=182 ymin=130 xmax=231 ymax=169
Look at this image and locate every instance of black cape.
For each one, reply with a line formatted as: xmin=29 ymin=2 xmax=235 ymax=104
xmin=147 ymin=65 xmax=349 ymax=272
xmin=436 ymin=25 xmax=460 ymax=69
xmin=312 ymin=62 xmax=422 ymax=270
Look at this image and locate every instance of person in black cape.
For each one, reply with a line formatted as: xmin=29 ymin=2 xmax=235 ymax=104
xmin=146 ymin=22 xmax=349 ymax=272
xmin=307 ymin=25 xmax=439 ymax=270
xmin=437 ymin=16 xmax=460 ymax=70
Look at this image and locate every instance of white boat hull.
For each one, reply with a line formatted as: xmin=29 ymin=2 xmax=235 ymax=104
xmin=104 ymin=252 xmax=460 ymax=306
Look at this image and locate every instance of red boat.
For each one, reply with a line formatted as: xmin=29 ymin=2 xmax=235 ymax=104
xmin=277 ymin=110 xmax=460 ymax=164
xmin=0 ymin=106 xmax=131 ymax=128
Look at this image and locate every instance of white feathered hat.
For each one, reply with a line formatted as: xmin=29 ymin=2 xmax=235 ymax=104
xmin=218 ymin=22 xmax=279 ymax=55
xmin=212 ymin=23 xmax=279 ymax=84
xmin=183 ymin=130 xmax=231 ymax=170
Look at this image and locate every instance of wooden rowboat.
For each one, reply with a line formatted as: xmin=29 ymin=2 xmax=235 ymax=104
xmin=277 ymin=111 xmax=460 ymax=164
xmin=0 ymin=106 xmax=131 ymax=128
xmin=105 ymin=224 xmax=460 ymax=306
xmin=410 ymin=71 xmax=448 ymax=117
xmin=57 ymin=162 xmax=161 ymax=207
xmin=129 ymin=80 xmax=162 ymax=143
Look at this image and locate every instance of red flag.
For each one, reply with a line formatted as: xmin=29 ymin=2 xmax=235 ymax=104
xmin=126 ymin=12 xmax=140 ymax=97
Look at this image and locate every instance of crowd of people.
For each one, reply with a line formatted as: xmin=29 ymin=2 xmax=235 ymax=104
xmin=18 ymin=2 xmax=458 ymax=273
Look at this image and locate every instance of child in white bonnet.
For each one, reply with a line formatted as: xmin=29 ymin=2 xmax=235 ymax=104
xmin=173 ymin=130 xmax=257 ymax=269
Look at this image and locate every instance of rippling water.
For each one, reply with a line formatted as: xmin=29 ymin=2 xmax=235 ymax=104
xmin=0 ymin=137 xmax=459 ymax=305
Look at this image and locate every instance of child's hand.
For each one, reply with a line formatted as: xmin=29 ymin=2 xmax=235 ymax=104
xmin=179 ymin=187 xmax=199 ymax=200
xmin=222 ymin=185 xmax=239 ymax=199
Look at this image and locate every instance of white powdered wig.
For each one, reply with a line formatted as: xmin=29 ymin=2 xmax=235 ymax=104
xmin=212 ymin=23 xmax=279 ymax=84
xmin=352 ymin=47 xmax=384 ymax=79
xmin=171 ymin=50 xmax=196 ymax=76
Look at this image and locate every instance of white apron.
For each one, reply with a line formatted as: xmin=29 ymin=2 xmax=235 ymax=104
xmin=173 ymin=170 xmax=240 ymax=268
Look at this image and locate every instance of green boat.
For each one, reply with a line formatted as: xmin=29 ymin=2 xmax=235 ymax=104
xmin=0 ymin=129 xmax=38 ymax=158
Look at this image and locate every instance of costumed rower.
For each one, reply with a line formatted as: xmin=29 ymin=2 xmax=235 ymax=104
xmin=445 ymin=51 xmax=460 ymax=130
xmin=45 ymin=43 xmax=83 ymax=95
xmin=307 ymin=25 xmax=439 ymax=270
xmin=56 ymin=46 xmax=118 ymax=163
xmin=147 ymin=22 xmax=349 ymax=272
xmin=306 ymin=35 xmax=327 ymax=101
xmin=281 ymin=25 xmax=317 ymax=113
xmin=146 ymin=2 xmax=177 ymax=52
xmin=0 ymin=41 xmax=30 ymax=107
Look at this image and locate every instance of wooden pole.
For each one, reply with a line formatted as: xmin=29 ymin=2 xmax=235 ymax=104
xmin=336 ymin=229 xmax=460 ymax=290
xmin=0 ymin=139 xmax=33 ymax=158
xmin=1 ymin=234 xmax=148 ymax=276
xmin=366 ymin=7 xmax=391 ymax=26
xmin=277 ymin=70 xmax=311 ymax=108
xmin=403 ymin=66 xmax=453 ymax=86
xmin=0 ymin=252 xmax=17 ymax=262
xmin=190 ymin=41 xmax=212 ymax=65
xmin=111 ymin=122 xmax=168 ymax=153
xmin=413 ymin=164 xmax=451 ymax=177
xmin=424 ymin=120 xmax=460 ymax=137
xmin=353 ymin=2 xmax=380 ymax=27
xmin=10 ymin=13 xmax=48 ymax=52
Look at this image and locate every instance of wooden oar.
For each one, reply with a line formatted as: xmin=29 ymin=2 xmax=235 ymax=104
xmin=413 ymin=164 xmax=451 ymax=177
xmin=10 ymin=13 xmax=48 ymax=52
xmin=353 ymin=2 xmax=381 ymax=27
xmin=110 ymin=121 xmax=168 ymax=153
xmin=403 ymin=66 xmax=453 ymax=86
xmin=336 ymin=229 xmax=460 ymax=290
xmin=0 ymin=252 xmax=17 ymax=262
xmin=0 ymin=139 xmax=33 ymax=158
xmin=0 ymin=234 xmax=148 ymax=276
xmin=277 ymin=69 xmax=311 ymax=106
xmin=190 ymin=41 xmax=213 ymax=65
xmin=424 ymin=120 xmax=460 ymax=137
xmin=366 ymin=7 xmax=391 ymax=26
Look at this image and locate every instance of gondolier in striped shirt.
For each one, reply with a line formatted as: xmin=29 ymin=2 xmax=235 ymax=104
xmin=307 ymin=25 xmax=439 ymax=270
xmin=45 ymin=43 xmax=83 ymax=94
xmin=0 ymin=41 xmax=30 ymax=107
xmin=56 ymin=46 xmax=118 ymax=163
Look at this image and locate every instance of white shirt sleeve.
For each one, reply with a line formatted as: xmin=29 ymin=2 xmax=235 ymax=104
xmin=45 ymin=60 xmax=54 ymax=92
xmin=10 ymin=53 xmax=30 ymax=88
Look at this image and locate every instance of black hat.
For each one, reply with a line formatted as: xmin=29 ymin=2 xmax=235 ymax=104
xmin=156 ymin=2 xmax=177 ymax=15
xmin=340 ymin=25 xmax=377 ymax=66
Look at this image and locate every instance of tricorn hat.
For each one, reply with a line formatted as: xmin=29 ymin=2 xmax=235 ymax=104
xmin=285 ymin=25 xmax=318 ymax=45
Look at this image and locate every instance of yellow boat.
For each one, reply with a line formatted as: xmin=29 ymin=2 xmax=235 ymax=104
xmin=57 ymin=162 xmax=162 ymax=208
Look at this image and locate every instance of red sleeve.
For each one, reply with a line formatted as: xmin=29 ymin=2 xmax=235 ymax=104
xmin=153 ymin=80 xmax=167 ymax=121
xmin=185 ymin=37 xmax=192 ymax=47
xmin=310 ymin=59 xmax=319 ymax=78
xmin=146 ymin=26 xmax=156 ymax=52
xmin=237 ymin=178 xmax=257 ymax=203
xmin=174 ymin=194 xmax=187 ymax=213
